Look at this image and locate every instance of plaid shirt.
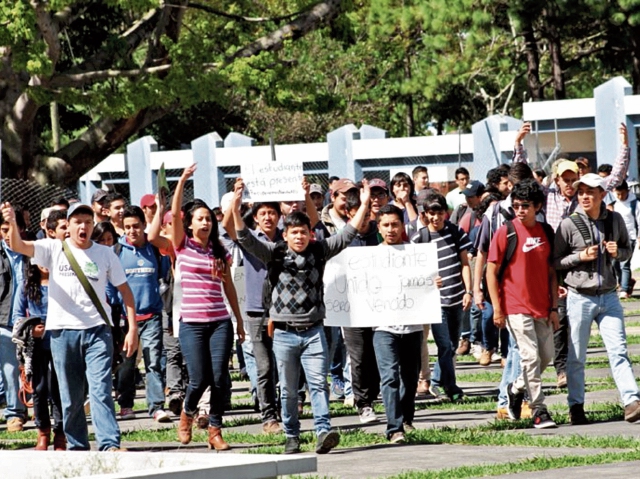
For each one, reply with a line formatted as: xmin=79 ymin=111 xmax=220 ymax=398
xmin=512 ymin=144 xmax=630 ymax=232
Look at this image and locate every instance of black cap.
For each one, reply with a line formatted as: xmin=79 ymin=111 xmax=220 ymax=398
xmin=460 ymin=180 xmax=485 ymax=197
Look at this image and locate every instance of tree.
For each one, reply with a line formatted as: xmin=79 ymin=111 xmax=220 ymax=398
xmin=0 ymin=0 xmax=344 ymax=185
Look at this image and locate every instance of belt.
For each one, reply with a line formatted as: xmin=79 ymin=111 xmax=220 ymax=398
xmin=273 ymin=321 xmax=321 ymax=333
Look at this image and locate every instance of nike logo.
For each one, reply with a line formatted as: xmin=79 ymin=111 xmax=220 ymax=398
xmin=522 ymin=237 xmax=545 ymax=253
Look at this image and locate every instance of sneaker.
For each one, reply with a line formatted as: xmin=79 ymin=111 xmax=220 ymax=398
xmin=416 ymin=379 xmax=429 ymax=396
xmin=403 ymin=422 xmax=416 ymax=432
xmin=359 ymin=406 xmax=378 ymax=424
xmin=119 ymin=408 xmax=136 ymax=420
xmin=315 ymin=430 xmax=340 ymax=454
xmin=389 ymin=431 xmax=406 ymax=444
xmin=624 ymin=400 xmax=640 ymax=423
xmin=470 ymin=343 xmax=483 ymax=360
xmin=456 ymin=337 xmax=471 ymax=355
xmin=153 ymin=410 xmax=171 ymax=423
xmin=331 ymin=379 xmax=345 ymax=399
xmin=344 ymin=396 xmax=355 ymax=408
xmin=491 ymin=352 xmax=502 ymax=362
xmin=506 ymin=383 xmax=524 ymax=420
xmin=569 ymin=403 xmax=589 ymax=425
xmin=556 ymin=372 xmax=567 ymax=388
xmin=284 ymin=436 xmax=301 ymax=454
xmin=428 ymin=383 xmax=443 ymax=399
xmin=105 ymin=446 xmax=127 ymax=452
xmin=533 ymin=409 xmax=557 ymax=429
xmin=6 ymin=417 xmax=24 ymax=432
xmin=496 ymin=407 xmax=509 ymax=420
xmin=619 ymin=291 xmax=629 ymax=299
xmin=168 ymin=395 xmax=183 ymax=416
xmin=521 ymin=401 xmax=533 ymax=419
xmin=479 ymin=348 xmax=493 ymax=366
xmin=262 ymin=419 xmax=283 ymax=434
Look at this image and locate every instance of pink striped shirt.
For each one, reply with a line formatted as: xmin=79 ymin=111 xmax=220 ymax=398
xmin=176 ymin=237 xmax=231 ymax=323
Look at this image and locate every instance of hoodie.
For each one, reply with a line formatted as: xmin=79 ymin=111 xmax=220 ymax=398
xmin=553 ymin=204 xmax=631 ymax=295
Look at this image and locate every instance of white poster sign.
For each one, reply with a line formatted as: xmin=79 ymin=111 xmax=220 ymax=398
xmin=241 ymin=158 xmax=304 ymax=202
xmin=323 ymin=243 xmax=442 ymax=327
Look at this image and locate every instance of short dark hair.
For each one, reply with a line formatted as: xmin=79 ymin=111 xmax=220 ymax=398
xmin=50 ymin=197 xmax=70 ymax=209
xmin=91 ymin=221 xmax=118 ymax=242
xmin=251 ymin=202 xmax=281 ymax=218
xmin=412 ymin=166 xmax=428 ymax=179
xmin=283 ymin=211 xmax=311 ymax=230
xmin=598 ymin=164 xmax=613 ymax=175
xmin=615 ymin=180 xmax=629 ymax=191
xmin=328 ymin=176 xmax=340 ymax=184
xmin=510 ymin=179 xmax=545 ymax=205
xmin=0 ymin=210 xmax=26 ymax=231
xmin=46 ymin=210 xmax=67 ymax=232
xmin=376 ymin=204 xmax=404 ymax=224
xmin=105 ymin=192 xmax=126 ymax=209
xmin=534 ymin=169 xmax=546 ymax=180
xmin=421 ymin=192 xmax=447 ymax=212
xmin=345 ymin=187 xmax=362 ymax=212
xmin=123 ymin=205 xmax=146 ymax=224
xmin=508 ymin=162 xmax=534 ymax=185
xmin=455 ymin=167 xmax=470 ymax=178
xmin=486 ymin=165 xmax=510 ymax=187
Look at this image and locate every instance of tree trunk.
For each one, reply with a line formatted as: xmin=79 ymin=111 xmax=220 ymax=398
xmin=629 ymin=23 xmax=640 ymax=94
xmin=542 ymin=7 xmax=566 ymax=100
xmin=403 ymin=52 xmax=415 ymax=137
xmin=521 ymin=17 xmax=543 ymax=100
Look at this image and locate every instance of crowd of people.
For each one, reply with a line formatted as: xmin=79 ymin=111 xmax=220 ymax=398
xmin=1 ymin=119 xmax=640 ymax=453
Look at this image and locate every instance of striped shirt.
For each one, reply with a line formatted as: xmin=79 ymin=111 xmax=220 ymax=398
xmin=175 ymin=237 xmax=231 ymax=323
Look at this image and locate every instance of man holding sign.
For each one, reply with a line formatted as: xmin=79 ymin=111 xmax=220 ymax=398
xmin=231 ymin=178 xmax=371 ymax=455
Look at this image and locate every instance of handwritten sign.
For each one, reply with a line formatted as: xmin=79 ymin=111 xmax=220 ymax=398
xmin=323 ymin=243 xmax=442 ymax=327
xmin=241 ymin=158 xmax=304 ymax=202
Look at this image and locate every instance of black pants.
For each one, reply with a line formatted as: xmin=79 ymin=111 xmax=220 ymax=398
xmin=32 ymin=341 xmax=63 ymax=432
xmin=342 ymin=327 xmax=380 ymax=411
xmin=247 ymin=315 xmax=279 ymax=423
xmin=554 ymin=296 xmax=568 ymax=375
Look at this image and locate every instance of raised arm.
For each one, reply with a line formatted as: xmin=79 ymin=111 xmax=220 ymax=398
xmin=347 ymin=179 xmax=371 ymax=232
xmin=147 ymin=190 xmax=173 ymax=252
xmin=602 ymin=123 xmax=630 ymax=192
xmin=0 ymin=202 xmax=35 ymax=257
xmin=222 ymin=178 xmax=243 ymax=242
xmin=512 ymin=122 xmax=531 ymax=164
xmin=232 ymin=180 xmax=275 ymax=264
xmin=303 ymin=176 xmax=320 ymax=228
xmin=172 ymin=164 xmax=197 ymax=248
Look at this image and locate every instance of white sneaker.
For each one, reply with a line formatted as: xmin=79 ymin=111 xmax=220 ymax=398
xmin=153 ymin=410 xmax=171 ymax=423
xmin=471 ymin=344 xmax=483 ymax=360
xmin=359 ymin=407 xmax=378 ymax=424
xmin=619 ymin=291 xmax=629 ymax=299
xmin=344 ymin=396 xmax=355 ymax=408
xmin=491 ymin=352 xmax=502 ymax=362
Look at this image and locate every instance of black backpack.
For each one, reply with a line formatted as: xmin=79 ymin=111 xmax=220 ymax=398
xmin=410 ymin=220 xmax=463 ymax=252
xmin=567 ymin=211 xmax=615 ymax=276
xmin=496 ymin=220 xmax=555 ymax=283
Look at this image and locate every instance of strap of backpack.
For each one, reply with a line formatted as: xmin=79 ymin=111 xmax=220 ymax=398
xmin=62 ymin=241 xmax=113 ymax=328
xmin=497 ymin=221 xmax=517 ymax=283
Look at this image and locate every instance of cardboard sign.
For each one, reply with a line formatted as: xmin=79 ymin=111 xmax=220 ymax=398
xmin=241 ymin=158 xmax=304 ymax=202
xmin=323 ymin=243 xmax=442 ymax=327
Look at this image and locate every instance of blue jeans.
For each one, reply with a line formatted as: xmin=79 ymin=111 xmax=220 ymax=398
xmin=373 ymin=330 xmax=422 ymax=438
xmin=480 ymin=302 xmax=498 ymax=351
xmin=0 ymin=326 xmax=27 ymax=421
xmin=566 ymin=290 xmax=640 ymax=407
xmin=116 ymin=315 xmax=165 ymax=415
xmin=497 ymin=332 xmax=520 ymax=408
xmin=431 ymin=305 xmax=462 ymax=394
xmin=179 ymin=319 xmax=233 ymax=427
xmin=241 ymin=338 xmax=258 ymax=395
xmin=272 ymin=324 xmax=330 ymax=438
xmin=50 ymin=325 xmax=120 ymax=450
xmin=614 ymin=240 xmax=636 ymax=292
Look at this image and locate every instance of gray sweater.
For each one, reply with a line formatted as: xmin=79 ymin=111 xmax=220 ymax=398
xmin=553 ymin=205 xmax=630 ymax=295
xmin=236 ymin=224 xmax=357 ymax=324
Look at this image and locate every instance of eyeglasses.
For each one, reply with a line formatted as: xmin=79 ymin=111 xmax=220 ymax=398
xmin=371 ymin=192 xmax=388 ymax=200
xmin=512 ymin=202 xmax=531 ymax=210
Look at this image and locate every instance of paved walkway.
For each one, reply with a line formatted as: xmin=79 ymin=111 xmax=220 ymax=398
xmin=4 ymin=302 xmax=640 ymax=478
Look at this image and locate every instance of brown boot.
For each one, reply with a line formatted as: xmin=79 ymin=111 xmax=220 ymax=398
xmin=207 ymin=426 xmax=230 ymax=451
xmin=53 ymin=430 xmax=67 ymax=451
xmin=178 ymin=412 xmax=194 ymax=444
xmin=35 ymin=429 xmax=51 ymax=451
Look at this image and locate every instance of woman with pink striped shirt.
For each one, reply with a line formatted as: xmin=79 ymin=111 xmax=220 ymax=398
xmin=173 ymin=164 xmax=245 ymax=451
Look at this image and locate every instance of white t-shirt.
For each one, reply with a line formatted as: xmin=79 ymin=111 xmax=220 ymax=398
xmin=33 ymin=239 xmax=127 ymax=330
xmin=446 ymin=187 xmax=466 ymax=211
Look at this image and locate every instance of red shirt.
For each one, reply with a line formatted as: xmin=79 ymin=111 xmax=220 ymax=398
xmin=487 ymin=220 xmax=551 ymax=318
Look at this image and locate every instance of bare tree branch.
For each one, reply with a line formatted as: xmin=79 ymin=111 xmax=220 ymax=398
xmin=30 ymin=0 xmax=61 ymax=66
xmin=53 ymin=0 xmax=90 ymax=29
xmin=230 ymin=0 xmax=342 ymax=60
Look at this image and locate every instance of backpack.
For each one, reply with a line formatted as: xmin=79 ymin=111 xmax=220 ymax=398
xmin=496 ymin=220 xmax=555 ymax=283
xmin=410 ymin=220 xmax=463 ymax=252
xmin=568 ymin=211 xmax=616 ymax=275
xmin=260 ymin=241 xmax=327 ymax=319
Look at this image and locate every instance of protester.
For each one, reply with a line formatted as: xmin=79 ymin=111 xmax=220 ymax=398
xmin=105 ymin=193 xmax=127 ymax=236
xmin=1 ymin=201 xmax=139 ymax=451
xmin=613 ymin=181 xmax=640 ymax=298
xmin=140 ymin=194 xmax=157 ymax=226
xmin=390 ymin=172 xmax=418 ymax=224
xmin=171 ymin=165 xmax=245 ymax=451
xmin=232 ymin=178 xmax=371 ymax=455
xmin=310 ymin=184 xmax=324 ymax=212
xmin=91 ymin=190 xmax=109 ymax=224
xmin=554 ymin=173 xmax=640 ymax=425
xmin=412 ymin=166 xmax=430 ymax=192
xmin=446 ymin=167 xmax=470 ymax=212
